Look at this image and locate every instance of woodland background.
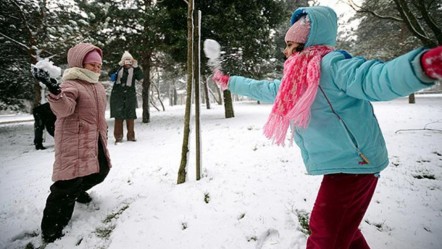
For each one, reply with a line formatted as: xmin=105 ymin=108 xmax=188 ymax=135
xmin=1 ymin=0 xmax=441 ymax=121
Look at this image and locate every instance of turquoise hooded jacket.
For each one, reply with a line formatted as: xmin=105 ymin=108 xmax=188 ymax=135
xmin=228 ymin=6 xmax=434 ymax=175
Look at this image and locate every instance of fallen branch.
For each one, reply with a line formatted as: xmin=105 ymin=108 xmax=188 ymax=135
xmin=395 ymin=128 xmax=442 ymax=134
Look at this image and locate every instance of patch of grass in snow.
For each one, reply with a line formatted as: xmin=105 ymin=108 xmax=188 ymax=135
xmin=391 ymin=162 xmax=400 ymax=167
xmin=204 ymin=192 xmax=210 ymax=204
xmin=247 ymin=236 xmax=258 ymax=242
xmin=295 ymin=209 xmax=311 ymax=235
xmin=238 ymin=213 xmax=246 ymax=220
xmin=412 ymin=168 xmax=436 ymax=180
xmin=413 ymin=174 xmax=436 ymax=180
xmin=95 ymin=225 xmax=116 ymax=239
xmin=94 ymin=204 xmax=130 ymax=239
xmin=103 ymin=204 xmax=129 ymax=223
xmin=365 ymin=219 xmax=391 ymax=232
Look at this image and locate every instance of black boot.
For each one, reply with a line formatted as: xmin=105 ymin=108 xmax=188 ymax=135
xmin=35 ymin=144 xmax=46 ymax=150
xmin=76 ymin=191 xmax=92 ymax=204
xmin=42 ymin=229 xmax=63 ymax=244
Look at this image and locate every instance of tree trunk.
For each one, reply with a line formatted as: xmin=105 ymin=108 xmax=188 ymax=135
xmin=408 ymin=93 xmax=415 ymax=104
xmin=169 ymin=84 xmax=177 ymax=106
xmin=215 ymin=87 xmax=222 ymax=105
xmin=173 ymin=86 xmax=178 ymax=105
xmin=177 ymin=0 xmax=194 ymax=184
xmin=141 ymin=55 xmax=151 ymax=123
xmin=208 ymin=88 xmax=221 ymax=104
xmin=151 ymin=81 xmax=165 ymax=111
xmin=32 ymin=54 xmax=41 ymax=109
xmin=194 ymin=10 xmax=201 ymax=180
xmin=141 ymin=0 xmax=153 ymax=123
xmin=27 ymin=7 xmax=41 ymax=110
xmin=203 ymin=77 xmax=211 ymax=109
xmin=223 ymin=90 xmax=235 ymax=118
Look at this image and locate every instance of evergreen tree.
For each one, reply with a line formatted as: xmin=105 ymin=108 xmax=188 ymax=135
xmin=0 ymin=0 xmax=90 ymax=111
xmin=158 ymin=0 xmax=287 ymax=78
xmin=73 ymin=0 xmax=166 ymax=123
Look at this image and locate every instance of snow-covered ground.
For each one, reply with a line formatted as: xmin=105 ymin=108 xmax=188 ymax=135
xmin=1 ymin=95 xmax=441 ymax=249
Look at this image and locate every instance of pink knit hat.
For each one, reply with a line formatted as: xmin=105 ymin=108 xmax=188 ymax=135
xmin=83 ymin=50 xmax=102 ymax=65
xmin=67 ymin=43 xmax=103 ymax=68
xmin=284 ymin=15 xmax=310 ymax=44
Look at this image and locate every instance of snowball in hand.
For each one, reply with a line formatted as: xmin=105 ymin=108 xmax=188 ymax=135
xmin=32 ymin=59 xmax=62 ymax=79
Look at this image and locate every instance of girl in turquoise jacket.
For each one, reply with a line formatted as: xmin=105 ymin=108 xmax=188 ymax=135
xmin=212 ymin=6 xmax=441 ymax=249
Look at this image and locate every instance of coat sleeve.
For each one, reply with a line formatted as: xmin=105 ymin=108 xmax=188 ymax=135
xmin=135 ymin=67 xmax=144 ymax=81
xmin=228 ymin=76 xmax=281 ymax=103
xmin=326 ymin=48 xmax=435 ymax=101
xmin=47 ymin=81 xmax=79 ymax=118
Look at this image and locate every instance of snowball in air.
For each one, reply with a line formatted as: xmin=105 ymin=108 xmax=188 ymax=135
xmin=203 ymin=39 xmax=221 ymax=60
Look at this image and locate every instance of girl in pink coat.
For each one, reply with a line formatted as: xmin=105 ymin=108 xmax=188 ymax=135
xmin=33 ymin=42 xmax=112 ymax=243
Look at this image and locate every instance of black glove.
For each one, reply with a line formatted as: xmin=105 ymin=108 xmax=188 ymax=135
xmin=32 ymin=67 xmax=61 ymax=95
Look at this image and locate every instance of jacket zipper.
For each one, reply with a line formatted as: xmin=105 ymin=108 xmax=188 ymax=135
xmin=318 ymin=86 xmax=370 ymax=165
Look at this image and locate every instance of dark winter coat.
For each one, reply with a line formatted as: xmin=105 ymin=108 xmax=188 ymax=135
xmin=33 ymin=102 xmax=56 ymax=137
xmin=109 ymin=66 xmax=144 ymax=119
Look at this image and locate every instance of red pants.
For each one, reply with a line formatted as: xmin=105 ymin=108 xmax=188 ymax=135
xmin=307 ymin=174 xmax=378 ymax=249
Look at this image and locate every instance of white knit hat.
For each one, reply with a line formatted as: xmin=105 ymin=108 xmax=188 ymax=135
xmin=118 ymin=51 xmax=135 ymax=66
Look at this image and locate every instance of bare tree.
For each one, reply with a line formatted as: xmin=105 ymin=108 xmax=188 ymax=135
xmin=347 ymin=0 xmax=441 ymax=46
xmin=346 ymin=0 xmax=441 ymax=103
xmin=177 ymin=0 xmax=194 ymax=184
xmin=193 ymin=10 xmax=202 ymax=180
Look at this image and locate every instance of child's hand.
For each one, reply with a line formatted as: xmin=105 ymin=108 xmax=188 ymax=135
xmin=421 ymin=46 xmax=442 ymax=80
xmin=212 ymin=69 xmax=230 ymax=91
xmin=32 ymin=67 xmax=61 ymax=95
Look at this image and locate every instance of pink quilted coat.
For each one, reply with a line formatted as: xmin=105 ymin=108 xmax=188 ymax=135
xmin=48 ymin=43 xmax=112 ymax=181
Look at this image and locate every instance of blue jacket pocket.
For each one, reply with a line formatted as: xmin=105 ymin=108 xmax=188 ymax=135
xmin=110 ymin=72 xmax=117 ymax=82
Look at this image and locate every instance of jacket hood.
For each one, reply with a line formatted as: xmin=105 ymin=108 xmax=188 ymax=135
xmin=290 ymin=6 xmax=337 ymax=47
xmin=67 ymin=43 xmax=103 ymax=68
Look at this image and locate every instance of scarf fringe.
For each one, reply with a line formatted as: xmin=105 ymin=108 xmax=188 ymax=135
xmin=263 ymin=113 xmax=291 ymax=146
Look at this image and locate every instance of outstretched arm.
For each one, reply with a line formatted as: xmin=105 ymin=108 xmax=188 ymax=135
xmin=212 ymin=69 xmax=281 ymax=103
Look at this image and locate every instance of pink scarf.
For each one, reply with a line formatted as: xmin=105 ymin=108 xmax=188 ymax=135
xmin=263 ymin=45 xmax=334 ymax=146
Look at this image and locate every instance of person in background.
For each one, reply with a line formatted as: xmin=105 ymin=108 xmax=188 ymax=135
xmin=32 ymin=83 xmax=56 ymax=150
xmin=212 ymin=6 xmax=442 ymax=249
xmin=32 ymin=42 xmax=112 ymax=244
xmin=108 ymin=51 xmax=144 ymax=143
